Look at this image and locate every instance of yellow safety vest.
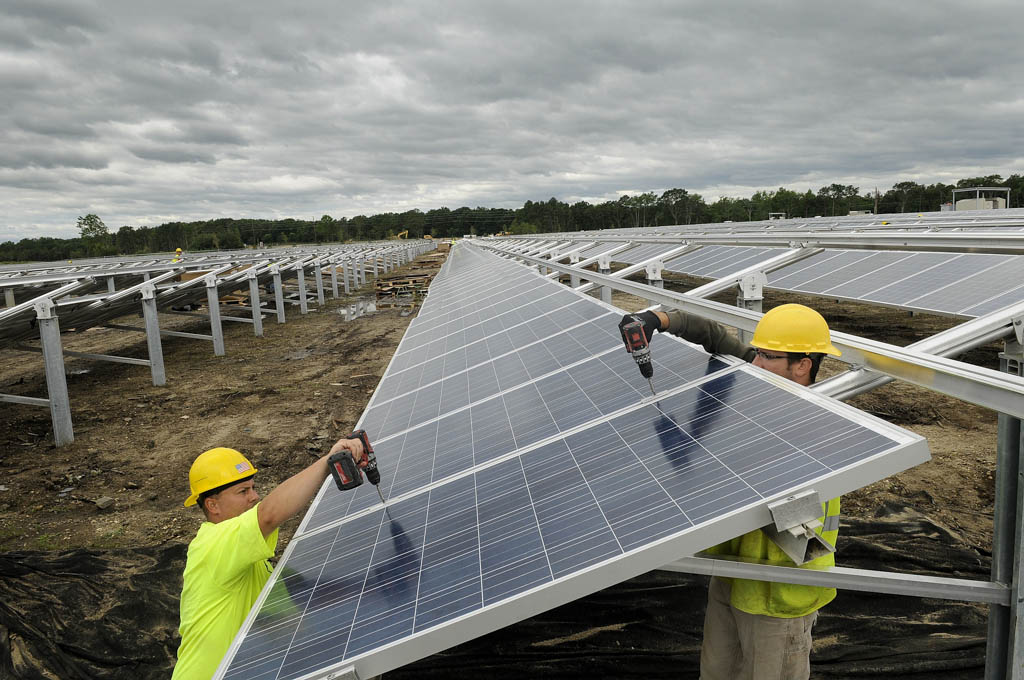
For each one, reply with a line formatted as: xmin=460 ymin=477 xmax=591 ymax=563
xmin=707 ymin=497 xmax=840 ymax=618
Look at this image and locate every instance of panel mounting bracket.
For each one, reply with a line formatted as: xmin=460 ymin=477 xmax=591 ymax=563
xmin=762 ymin=490 xmax=835 ymax=566
xmin=1012 ymin=314 xmax=1024 ymax=346
xmin=736 ymin=271 xmax=766 ymax=300
xmin=313 ymin=665 xmax=359 ymax=680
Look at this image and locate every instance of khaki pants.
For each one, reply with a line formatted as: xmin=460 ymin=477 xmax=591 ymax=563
xmin=700 ymin=576 xmax=817 ymax=680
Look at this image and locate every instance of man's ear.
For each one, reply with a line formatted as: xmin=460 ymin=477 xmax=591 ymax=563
xmin=202 ymin=495 xmax=218 ymax=518
xmin=794 ymin=356 xmax=813 ymax=382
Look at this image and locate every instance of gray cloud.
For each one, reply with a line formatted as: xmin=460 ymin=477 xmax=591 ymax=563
xmin=1 ymin=0 xmax=1023 ymax=241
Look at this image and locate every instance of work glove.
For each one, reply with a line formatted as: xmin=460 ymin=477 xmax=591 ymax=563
xmin=618 ymin=311 xmax=661 ymax=342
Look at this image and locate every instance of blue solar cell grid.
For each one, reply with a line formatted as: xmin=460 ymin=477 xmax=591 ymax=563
xmin=222 ymin=367 xmax=917 ymax=680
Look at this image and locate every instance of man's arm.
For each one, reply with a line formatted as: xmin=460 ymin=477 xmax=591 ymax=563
xmin=623 ymin=309 xmax=755 ymax=362
xmin=257 ymin=436 xmax=364 ymax=538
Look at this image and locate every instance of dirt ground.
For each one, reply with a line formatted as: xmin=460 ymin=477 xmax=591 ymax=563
xmin=0 ymin=253 xmax=1004 ymax=678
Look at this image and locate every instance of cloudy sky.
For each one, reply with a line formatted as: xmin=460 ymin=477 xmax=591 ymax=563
xmin=2 ymin=0 xmax=1022 ymax=241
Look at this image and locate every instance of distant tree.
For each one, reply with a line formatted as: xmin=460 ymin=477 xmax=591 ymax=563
xmin=890 ymin=181 xmax=924 ymax=213
xmin=77 ymin=214 xmax=108 ymax=239
xmin=817 ymin=184 xmax=859 ymax=216
xmin=76 ymin=214 xmax=112 ymax=255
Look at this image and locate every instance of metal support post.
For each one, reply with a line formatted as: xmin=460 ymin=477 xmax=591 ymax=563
xmin=569 ymin=254 xmax=581 ymax=287
xmin=246 ymin=271 xmax=264 ymax=337
xmin=342 ymin=261 xmax=351 ymax=295
xmin=106 ymin=276 xmax=116 ymax=293
xmin=735 ymin=272 xmax=766 ymax=344
xmin=598 ymin=255 xmax=612 ymax=305
xmin=139 ymin=284 xmax=166 ymax=385
xmin=986 ymin=340 xmax=1024 ymax=680
xmin=645 ymin=260 xmax=664 ymax=289
xmin=372 ymin=255 xmax=378 ymax=278
xmin=357 ymin=258 xmax=365 ymax=286
xmin=271 ymin=266 xmax=286 ymax=323
xmin=314 ymin=259 xmax=325 ymax=306
xmin=35 ymin=299 xmax=73 ymax=446
xmin=4 ymin=289 xmax=14 ymax=307
xmin=330 ymin=263 xmax=339 ymax=299
xmin=204 ymin=274 xmax=226 ymax=355
xmin=297 ymin=265 xmax=309 ymax=314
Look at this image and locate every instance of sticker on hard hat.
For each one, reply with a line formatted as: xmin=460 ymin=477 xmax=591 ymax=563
xmin=235 ymin=462 xmax=251 ymax=473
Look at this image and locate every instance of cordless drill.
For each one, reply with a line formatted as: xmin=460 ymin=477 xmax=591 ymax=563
xmin=620 ymin=316 xmax=657 ymax=396
xmin=328 ymin=429 xmax=386 ymax=504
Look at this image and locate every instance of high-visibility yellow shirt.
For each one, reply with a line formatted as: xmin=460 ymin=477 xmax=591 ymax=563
xmin=705 ymin=497 xmax=841 ymax=618
xmin=172 ymin=505 xmax=278 ymax=680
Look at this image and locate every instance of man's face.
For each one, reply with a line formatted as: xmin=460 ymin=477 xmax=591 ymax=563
xmin=752 ymin=349 xmax=810 ymax=386
xmin=205 ymin=478 xmax=260 ymax=522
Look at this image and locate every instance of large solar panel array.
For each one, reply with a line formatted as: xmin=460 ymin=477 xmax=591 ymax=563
xmin=215 ymin=242 xmax=928 ymax=680
xmin=529 ymin=236 xmax=1024 ymax=319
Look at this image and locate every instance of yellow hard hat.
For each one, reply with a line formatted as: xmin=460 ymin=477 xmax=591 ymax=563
xmin=751 ymin=304 xmax=841 ymax=356
xmin=185 ymin=447 xmax=257 ymax=507
xmin=176 ymin=247 xmax=182 ymax=252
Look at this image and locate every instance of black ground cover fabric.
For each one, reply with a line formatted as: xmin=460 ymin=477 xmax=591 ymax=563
xmin=0 ymin=505 xmax=991 ymax=679
xmin=0 ymin=543 xmax=183 ymax=680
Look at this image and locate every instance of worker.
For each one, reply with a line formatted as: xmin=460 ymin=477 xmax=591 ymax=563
xmin=171 ymin=438 xmax=365 ymax=680
xmin=172 ymin=247 xmax=184 ymax=263
xmin=620 ymin=303 xmax=841 ymax=680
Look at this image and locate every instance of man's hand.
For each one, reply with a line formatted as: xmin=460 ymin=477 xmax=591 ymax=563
xmin=618 ymin=311 xmax=662 ymax=342
xmin=329 ymin=436 xmax=365 ymax=466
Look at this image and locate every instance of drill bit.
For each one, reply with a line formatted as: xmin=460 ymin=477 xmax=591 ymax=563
xmin=647 ymin=378 xmax=656 ymax=396
xmin=375 ymin=484 xmax=386 ymax=505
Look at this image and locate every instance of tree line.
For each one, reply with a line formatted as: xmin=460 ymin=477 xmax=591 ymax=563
xmin=2 ymin=173 xmax=1021 ymax=263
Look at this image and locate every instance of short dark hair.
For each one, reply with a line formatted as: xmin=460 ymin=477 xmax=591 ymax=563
xmin=786 ymin=352 xmax=825 ymax=383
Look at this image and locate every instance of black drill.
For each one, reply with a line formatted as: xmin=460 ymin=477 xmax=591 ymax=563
xmin=620 ymin=315 xmax=657 ymax=396
xmin=328 ymin=429 xmax=385 ymax=504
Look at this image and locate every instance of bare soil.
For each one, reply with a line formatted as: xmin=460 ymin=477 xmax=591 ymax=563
xmin=0 ymin=256 xmax=1002 ymax=679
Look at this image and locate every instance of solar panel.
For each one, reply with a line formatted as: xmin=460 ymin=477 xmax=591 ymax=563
xmin=214 ymin=244 xmax=929 ymax=680
xmin=217 ymin=369 xmax=926 ymax=680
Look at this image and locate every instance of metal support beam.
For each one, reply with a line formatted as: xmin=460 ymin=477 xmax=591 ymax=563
xmin=314 ymin=260 xmax=326 ymax=306
xmin=986 ymin=341 xmax=1024 ymax=679
xmin=664 ymin=556 xmax=1008 ymax=605
xmin=297 ymin=265 xmax=309 ymax=314
xmin=330 ymin=262 xmax=339 ymax=299
xmin=140 ymin=283 xmax=166 ymax=385
xmin=246 ymin=271 xmax=264 ymax=337
xmin=204 ymin=274 xmax=226 ymax=356
xmin=271 ymin=267 xmax=286 ymax=323
xmin=342 ymin=261 xmax=351 ymax=295
xmin=816 ymin=301 xmax=1024 ymax=402
xmin=34 ymin=299 xmax=73 ymax=446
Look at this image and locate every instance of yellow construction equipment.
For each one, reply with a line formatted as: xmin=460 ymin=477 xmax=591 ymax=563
xmin=391 ymin=230 xmax=409 ymax=239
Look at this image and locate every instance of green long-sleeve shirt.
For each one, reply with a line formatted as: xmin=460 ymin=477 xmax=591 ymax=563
xmin=663 ymin=310 xmax=756 ymax=363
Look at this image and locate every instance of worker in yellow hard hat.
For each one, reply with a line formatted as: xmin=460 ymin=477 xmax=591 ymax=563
xmin=172 ymin=247 xmax=184 ymax=263
xmin=619 ymin=303 xmax=840 ymax=680
xmin=171 ymin=438 xmax=365 ymax=680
